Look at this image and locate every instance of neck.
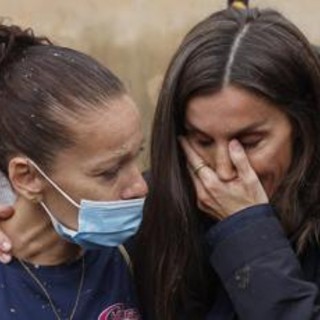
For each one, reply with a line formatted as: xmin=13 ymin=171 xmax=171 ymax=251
xmin=0 ymin=197 xmax=82 ymax=266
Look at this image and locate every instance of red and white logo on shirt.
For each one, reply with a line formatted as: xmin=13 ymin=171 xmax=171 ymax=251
xmin=98 ymin=303 xmax=141 ymax=320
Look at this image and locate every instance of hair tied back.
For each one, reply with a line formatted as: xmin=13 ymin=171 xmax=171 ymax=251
xmin=0 ymin=23 xmax=49 ymax=67
xmin=228 ymin=0 xmax=249 ymax=10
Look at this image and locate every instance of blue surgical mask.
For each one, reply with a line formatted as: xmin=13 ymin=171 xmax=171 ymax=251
xmin=29 ymin=160 xmax=145 ymax=249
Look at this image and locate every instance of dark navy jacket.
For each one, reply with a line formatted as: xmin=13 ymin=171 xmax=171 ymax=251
xmin=204 ymin=204 xmax=320 ymax=320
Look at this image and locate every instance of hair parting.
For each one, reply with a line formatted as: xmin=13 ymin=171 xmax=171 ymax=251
xmin=223 ymin=23 xmax=250 ymax=86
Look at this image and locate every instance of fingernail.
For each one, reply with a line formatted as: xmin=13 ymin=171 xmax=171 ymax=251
xmin=0 ymin=254 xmax=11 ymax=263
xmin=1 ymin=241 xmax=11 ymax=251
xmin=230 ymin=140 xmax=241 ymax=151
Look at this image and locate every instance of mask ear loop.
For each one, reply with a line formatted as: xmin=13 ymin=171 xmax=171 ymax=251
xmin=27 ymin=159 xmax=81 ymax=209
xmin=40 ymin=201 xmax=77 ymax=236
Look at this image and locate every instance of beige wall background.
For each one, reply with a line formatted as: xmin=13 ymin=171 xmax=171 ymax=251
xmin=2 ymin=0 xmax=320 ymax=166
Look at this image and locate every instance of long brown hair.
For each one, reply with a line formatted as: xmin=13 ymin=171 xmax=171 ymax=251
xmin=135 ymin=6 xmax=320 ymax=320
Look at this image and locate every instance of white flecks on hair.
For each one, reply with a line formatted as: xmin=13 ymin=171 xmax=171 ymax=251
xmin=223 ymin=24 xmax=250 ymax=87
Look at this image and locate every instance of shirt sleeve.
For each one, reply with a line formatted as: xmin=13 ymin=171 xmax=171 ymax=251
xmin=206 ymin=204 xmax=320 ymax=320
xmin=0 ymin=172 xmax=15 ymax=205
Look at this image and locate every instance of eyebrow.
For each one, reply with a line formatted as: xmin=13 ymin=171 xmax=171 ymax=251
xmin=185 ymin=120 xmax=266 ymax=138
xmin=92 ymin=138 xmax=145 ymax=170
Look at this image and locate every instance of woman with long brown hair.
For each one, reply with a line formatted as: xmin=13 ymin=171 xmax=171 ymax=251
xmin=135 ymin=1 xmax=320 ymax=319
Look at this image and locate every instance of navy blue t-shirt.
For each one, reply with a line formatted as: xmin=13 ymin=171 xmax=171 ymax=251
xmin=0 ymin=247 xmax=141 ymax=319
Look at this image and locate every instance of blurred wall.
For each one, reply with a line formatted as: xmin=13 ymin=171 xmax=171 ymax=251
xmin=2 ymin=0 xmax=320 ymax=166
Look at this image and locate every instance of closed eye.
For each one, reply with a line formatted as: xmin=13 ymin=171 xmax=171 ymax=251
xmin=185 ymin=129 xmax=213 ymax=148
xmin=195 ymin=137 xmax=213 ymax=148
xmin=239 ymin=135 xmax=263 ymax=149
xmin=99 ymin=144 xmax=145 ymax=181
xmin=99 ymin=165 xmax=121 ymax=181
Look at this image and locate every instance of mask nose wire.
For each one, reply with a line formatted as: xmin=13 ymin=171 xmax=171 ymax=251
xmin=27 ymin=159 xmax=81 ymax=209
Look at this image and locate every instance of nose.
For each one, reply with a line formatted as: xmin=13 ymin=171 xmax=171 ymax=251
xmin=120 ymin=165 xmax=149 ymax=200
xmin=213 ymin=145 xmax=237 ymax=182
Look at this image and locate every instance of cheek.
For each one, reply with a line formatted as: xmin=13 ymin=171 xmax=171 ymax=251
xmin=248 ymin=142 xmax=292 ymax=195
xmin=56 ymin=172 xmax=118 ymax=202
xmin=188 ymin=139 xmax=213 ymax=162
xmin=189 ymin=145 xmax=214 ymax=168
xmin=82 ymin=180 xmax=120 ymax=201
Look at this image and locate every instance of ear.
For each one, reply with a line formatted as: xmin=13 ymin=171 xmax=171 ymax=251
xmin=8 ymin=157 xmax=46 ymax=202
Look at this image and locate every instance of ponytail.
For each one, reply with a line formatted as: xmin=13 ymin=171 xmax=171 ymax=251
xmin=0 ymin=24 xmax=49 ymax=67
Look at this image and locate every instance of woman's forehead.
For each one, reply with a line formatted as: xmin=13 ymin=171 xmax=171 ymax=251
xmin=51 ymin=95 xmax=143 ymax=165
xmin=186 ymin=87 xmax=278 ymax=119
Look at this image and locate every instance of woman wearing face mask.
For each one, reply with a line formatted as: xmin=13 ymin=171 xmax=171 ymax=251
xmin=134 ymin=1 xmax=320 ymax=319
xmin=0 ymin=24 xmax=147 ymax=319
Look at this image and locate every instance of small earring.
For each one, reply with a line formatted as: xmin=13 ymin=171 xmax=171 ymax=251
xmin=30 ymin=196 xmax=41 ymax=203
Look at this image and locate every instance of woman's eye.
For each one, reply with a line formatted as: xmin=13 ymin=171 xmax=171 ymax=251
xmin=100 ymin=166 xmax=120 ymax=180
xmin=240 ymin=139 xmax=261 ymax=149
xmin=195 ymin=138 xmax=213 ymax=148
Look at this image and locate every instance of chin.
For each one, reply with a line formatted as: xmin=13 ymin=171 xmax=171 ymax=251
xmin=266 ymin=181 xmax=286 ymax=201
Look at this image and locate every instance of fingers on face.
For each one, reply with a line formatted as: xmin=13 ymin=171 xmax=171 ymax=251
xmin=180 ymin=137 xmax=262 ymax=191
xmin=181 ymin=137 xmax=221 ymax=216
xmin=180 ymin=137 xmax=204 ymax=177
xmin=188 ymin=166 xmax=223 ymax=218
xmin=180 ymin=137 xmax=218 ymax=182
xmin=228 ymin=140 xmax=258 ymax=181
xmin=189 ymin=167 xmax=213 ymax=205
xmin=179 ymin=137 xmax=202 ymax=168
xmin=229 ymin=140 xmax=268 ymax=202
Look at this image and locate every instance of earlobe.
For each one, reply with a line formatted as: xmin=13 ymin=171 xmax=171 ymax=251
xmin=8 ymin=157 xmax=45 ymax=202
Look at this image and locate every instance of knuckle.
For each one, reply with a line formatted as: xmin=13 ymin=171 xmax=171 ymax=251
xmin=197 ymin=192 xmax=208 ymax=204
xmin=203 ymin=178 xmax=219 ymax=193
